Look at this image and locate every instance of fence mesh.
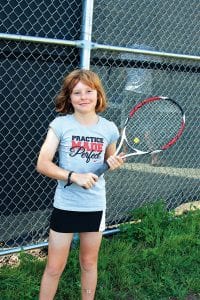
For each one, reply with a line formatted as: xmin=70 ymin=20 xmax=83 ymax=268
xmin=90 ymin=53 xmax=200 ymax=224
xmin=0 ymin=40 xmax=79 ymax=248
xmin=92 ymin=0 xmax=199 ymax=55
xmin=0 ymin=0 xmax=200 ymax=252
xmin=0 ymin=0 xmax=82 ymax=39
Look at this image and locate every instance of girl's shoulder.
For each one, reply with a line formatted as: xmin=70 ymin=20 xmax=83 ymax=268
xmin=99 ymin=116 xmax=119 ymax=141
xmin=50 ymin=114 xmax=72 ymax=125
xmin=49 ymin=115 xmax=73 ymax=138
xmin=99 ymin=116 xmax=117 ymax=128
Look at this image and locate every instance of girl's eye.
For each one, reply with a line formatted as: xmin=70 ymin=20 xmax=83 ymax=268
xmin=72 ymin=89 xmax=94 ymax=95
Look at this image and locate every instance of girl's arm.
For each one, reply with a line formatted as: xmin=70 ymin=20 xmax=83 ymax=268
xmin=36 ymin=128 xmax=69 ymax=181
xmin=36 ymin=128 xmax=98 ymax=188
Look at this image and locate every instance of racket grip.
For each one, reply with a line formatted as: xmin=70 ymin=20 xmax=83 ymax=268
xmin=94 ymin=162 xmax=110 ymax=177
xmin=81 ymin=162 xmax=109 ymax=189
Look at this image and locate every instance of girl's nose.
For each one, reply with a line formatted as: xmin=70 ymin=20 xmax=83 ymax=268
xmin=81 ymin=92 xmax=87 ymax=99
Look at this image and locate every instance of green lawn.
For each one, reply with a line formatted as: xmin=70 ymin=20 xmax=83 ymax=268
xmin=1 ymin=201 xmax=200 ymax=300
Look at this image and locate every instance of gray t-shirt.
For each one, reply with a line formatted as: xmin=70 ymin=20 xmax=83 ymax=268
xmin=49 ymin=114 xmax=119 ymax=211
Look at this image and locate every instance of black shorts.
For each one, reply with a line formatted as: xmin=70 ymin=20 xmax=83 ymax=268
xmin=50 ymin=208 xmax=106 ymax=233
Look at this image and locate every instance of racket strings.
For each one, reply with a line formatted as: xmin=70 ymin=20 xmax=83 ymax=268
xmin=126 ymin=100 xmax=183 ymax=152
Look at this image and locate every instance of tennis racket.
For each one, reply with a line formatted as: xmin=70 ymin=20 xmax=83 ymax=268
xmin=94 ymin=96 xmax=185 ymax=177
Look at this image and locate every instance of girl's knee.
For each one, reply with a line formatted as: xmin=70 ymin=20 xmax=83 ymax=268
xmin=45 ymin=263 xmax=65 ymax=278
xmin=80 ymin=256 xmax=97 ymax=272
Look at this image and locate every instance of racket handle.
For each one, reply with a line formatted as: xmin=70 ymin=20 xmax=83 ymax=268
xmin=94 ymin=162 xmax=110 ymax=177
xmin=81 ymin=162 xmax=110 ymax=189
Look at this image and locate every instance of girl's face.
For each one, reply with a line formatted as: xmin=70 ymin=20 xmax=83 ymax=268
xmin=70 ymin=81 xmax=98 ymax=114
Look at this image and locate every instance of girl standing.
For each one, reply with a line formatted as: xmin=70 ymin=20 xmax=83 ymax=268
xmin=37 ymin=69 xmax=124 ymax=299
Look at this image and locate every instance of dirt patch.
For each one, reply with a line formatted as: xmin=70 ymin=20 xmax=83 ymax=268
xmin=0 ymin=253 xmax=20 ymax=268
xmin=0 ymin=248 xmax=47 ymax=268
xmin=174 ymin=201 xmax=200 ymax=216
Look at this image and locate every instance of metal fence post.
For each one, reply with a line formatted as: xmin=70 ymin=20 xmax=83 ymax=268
xmin=80 ymin=0 xmax=94 ymax=69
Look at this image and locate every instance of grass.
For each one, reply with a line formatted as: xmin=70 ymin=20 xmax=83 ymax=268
xmin=0 ymin=201 xmax=200 ymax=300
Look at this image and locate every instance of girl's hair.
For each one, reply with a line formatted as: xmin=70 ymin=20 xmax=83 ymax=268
xmin=55 ymin=69 xmax=107 ymax=114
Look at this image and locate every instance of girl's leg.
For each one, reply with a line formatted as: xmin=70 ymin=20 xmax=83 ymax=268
xmin=39 ymin=229 xmax=73 ymax=300
xmin=79 ymin=232 xmax=102 ymax=300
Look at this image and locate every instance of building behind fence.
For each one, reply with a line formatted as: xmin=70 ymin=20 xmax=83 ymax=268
xmin=0 ymin=0 xmax=200 ymax=255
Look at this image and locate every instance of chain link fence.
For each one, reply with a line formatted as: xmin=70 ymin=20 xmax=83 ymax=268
xmin=0 ymin=0 xmax=199 ymax=254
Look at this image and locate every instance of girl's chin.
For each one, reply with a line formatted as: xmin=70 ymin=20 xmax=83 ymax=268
xmin=76 ymin=106 xmax=95 ymax=112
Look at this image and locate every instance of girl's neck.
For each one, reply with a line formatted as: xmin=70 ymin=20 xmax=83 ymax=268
xmin=73 ymin=112 xmax=99 ymax=126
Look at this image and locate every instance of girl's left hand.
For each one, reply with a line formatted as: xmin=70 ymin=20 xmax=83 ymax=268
xmin=107 ymin=153 xmax=125 ymax=170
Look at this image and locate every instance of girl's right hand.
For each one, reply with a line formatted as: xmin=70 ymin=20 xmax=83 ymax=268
xmin=71 ymin=172 xmax=98 ymax=189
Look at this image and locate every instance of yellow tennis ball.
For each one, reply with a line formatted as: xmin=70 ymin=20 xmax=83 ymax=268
xmin=133 ymin=137 xmax=140 ymax=144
